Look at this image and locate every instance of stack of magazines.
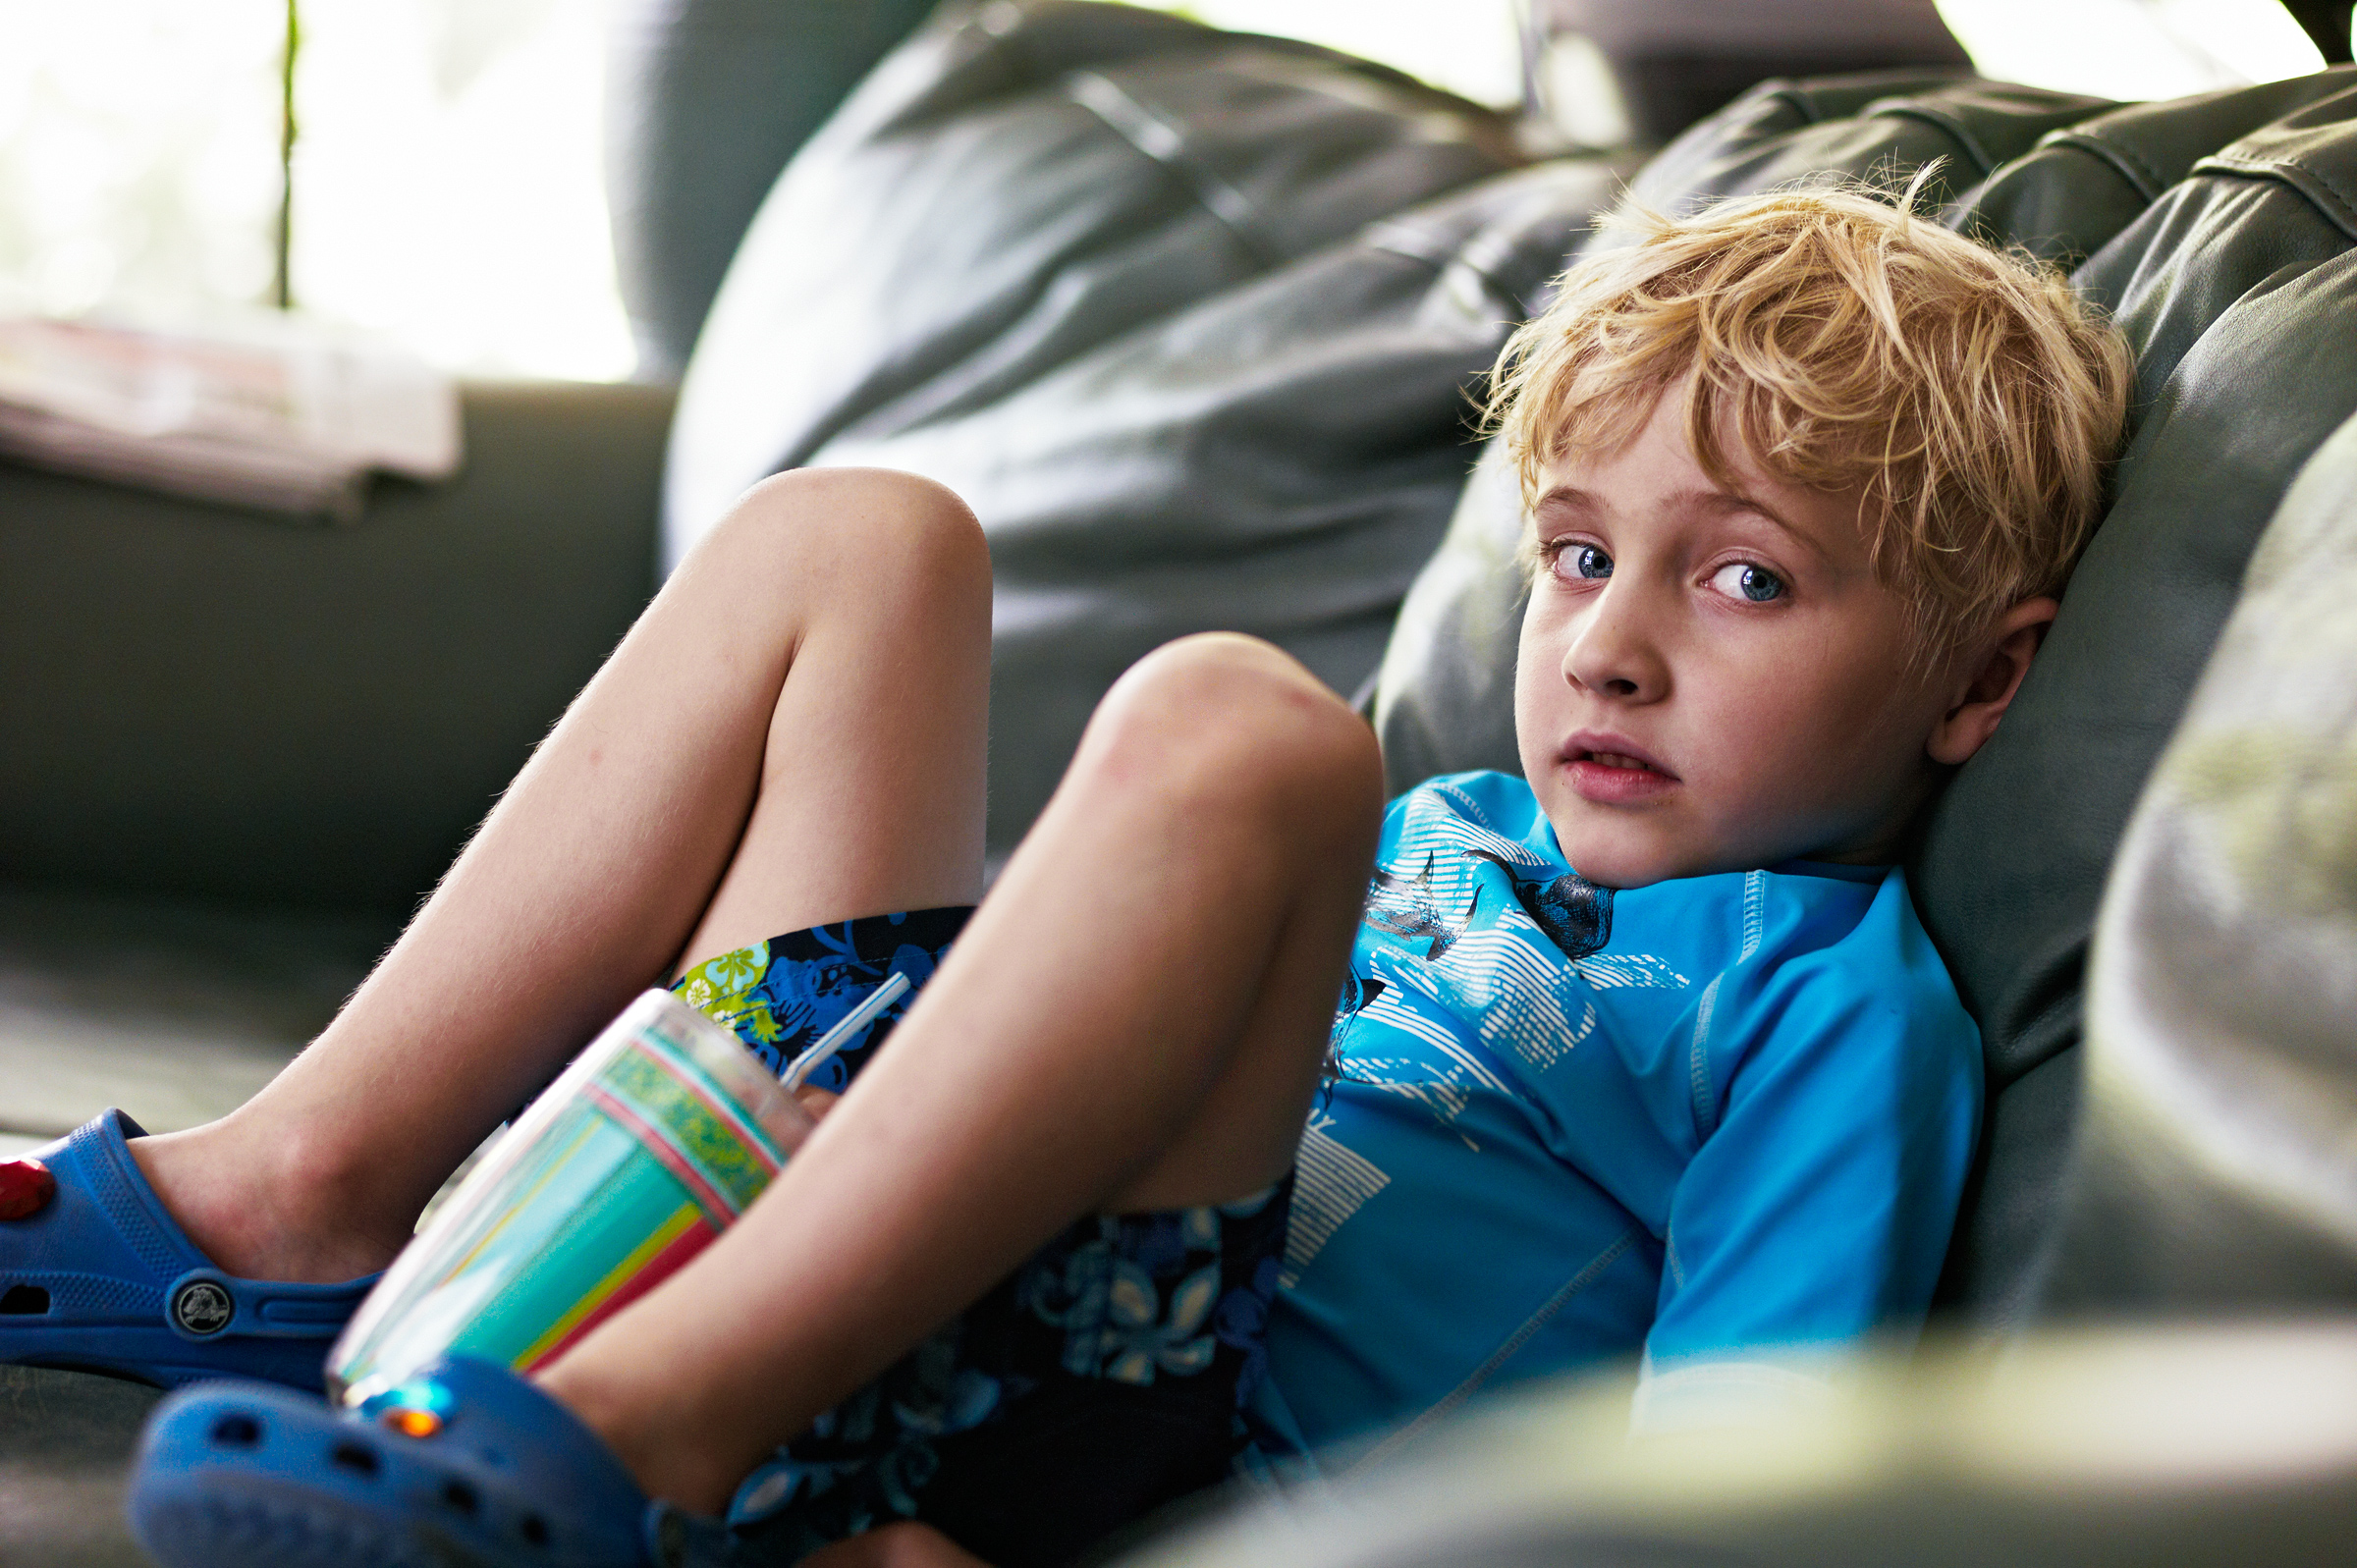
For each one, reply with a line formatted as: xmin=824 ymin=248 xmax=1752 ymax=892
xmin=0 ymin=314 xmax=462 ymax=521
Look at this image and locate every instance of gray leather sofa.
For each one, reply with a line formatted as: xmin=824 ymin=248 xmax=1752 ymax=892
xmin=5 ymin=0 xmax=2356 ymax=1561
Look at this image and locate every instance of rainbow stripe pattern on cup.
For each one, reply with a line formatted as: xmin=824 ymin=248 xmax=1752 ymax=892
xmin=327 ymin=990 xmax=812 ymax=1407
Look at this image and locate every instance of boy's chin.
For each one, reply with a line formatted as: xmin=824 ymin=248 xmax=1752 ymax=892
xmin=1555 ymin=816 xmax=1888 ymax=887
xmin=1548 ymin=828 xmax=1689 ymax=891
xmin=1547 ymin=807 xmax=1770 ymax=889
xmin=1563 ymin=860 xmax=1675 ymax=892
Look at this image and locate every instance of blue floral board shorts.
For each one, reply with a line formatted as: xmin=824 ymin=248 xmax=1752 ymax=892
xmin=668 ymin=907 xmax=1295 ymax=1568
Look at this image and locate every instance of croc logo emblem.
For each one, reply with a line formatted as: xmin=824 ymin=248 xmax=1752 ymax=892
xmin=171 ymin=1279 xmax=233 ymax=1336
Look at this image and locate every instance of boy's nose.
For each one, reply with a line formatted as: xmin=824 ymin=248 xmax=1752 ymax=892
xmin=1564 ymin=585 xmax=1667 ymax=701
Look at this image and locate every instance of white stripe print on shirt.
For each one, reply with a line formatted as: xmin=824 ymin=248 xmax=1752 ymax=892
xmin=1284 ymin=1117 xmax=1391 ymax=1289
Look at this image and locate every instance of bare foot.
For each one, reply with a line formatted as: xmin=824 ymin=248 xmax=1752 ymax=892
xmin=126 ymin=1116 xmax=412 ymax=1284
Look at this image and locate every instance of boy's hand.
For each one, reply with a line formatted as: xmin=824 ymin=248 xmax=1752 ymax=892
xmin=793 ymin=1085 xmax=842 ymax=1122
xmin=801 ymin=1522 xmax=991 ymax=1568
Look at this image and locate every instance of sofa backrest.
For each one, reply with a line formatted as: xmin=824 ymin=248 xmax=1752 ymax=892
xmin=603 ymin=0 xmax=937 ymax=380
xmin=1371 ymin=67 xmax=2357 ymax=1327
xmin=2048 ymin=404 xmax=2357 ymax=1312
xmin=660 ymin=1 xmax=1627 ymax=860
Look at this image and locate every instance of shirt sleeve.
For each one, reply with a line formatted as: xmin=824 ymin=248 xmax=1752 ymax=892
xmin=1641 ymin=874 xmax=1982 ymax=1372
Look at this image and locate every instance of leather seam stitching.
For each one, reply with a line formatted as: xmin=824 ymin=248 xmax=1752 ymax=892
xmin=1868 ymin=103 xmax=1997 ymax=180
xmin=2064 ymin=126 xmax=2167 ymax=201
xmin=1059 ymin=68 xmax=1283 ymax=269
xmin=2274 ymin=151 xmax=2357 ymax=235
xmin=1770 ymin=84 xmax=1830 ymax=127
xmin=1367 ymin=219 xmax=1532 ymax=314
xmin=2194 ymin=151 xmax=2357 ymax=243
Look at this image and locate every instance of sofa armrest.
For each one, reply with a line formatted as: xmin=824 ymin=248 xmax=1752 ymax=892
xmin=0 ymin=378 xmax=675 ymax=912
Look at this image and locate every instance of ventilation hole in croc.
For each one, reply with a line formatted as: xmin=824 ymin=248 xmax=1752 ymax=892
xmin=520 ymin=1514 xmax=551 ymax=1546
xmin=209 ymin=1414 xmax=262 ymax=1448
xmin=441 ymin=1479 xmax=479 ymax=1516
xmin=330 ymin=1440 xmax=380 ymax=1478
xmin=0 ymin=1285 xmax=47 ymax=1315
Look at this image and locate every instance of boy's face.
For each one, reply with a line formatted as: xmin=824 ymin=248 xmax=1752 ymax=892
xmin=1515 ymin=381 xmax=1967 ymax=888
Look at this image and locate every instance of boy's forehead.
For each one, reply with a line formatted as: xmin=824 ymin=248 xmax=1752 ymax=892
xmin=1532 ymin=403 xmax=1876 ymax=563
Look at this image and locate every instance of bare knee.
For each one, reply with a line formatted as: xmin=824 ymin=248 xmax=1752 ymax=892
xmin=1074 ymin=634 xmax=1384 ymax=850
xmin=688 ymin=467 xmax=990 ymax=634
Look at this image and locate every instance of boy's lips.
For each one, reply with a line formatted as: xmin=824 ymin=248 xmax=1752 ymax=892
xmin=1560 ymin=733 xmax=1678 ymax=804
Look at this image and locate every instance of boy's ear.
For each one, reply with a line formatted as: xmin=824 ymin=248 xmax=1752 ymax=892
xmin=1925 ymin=597 xmax=2058 ymax=767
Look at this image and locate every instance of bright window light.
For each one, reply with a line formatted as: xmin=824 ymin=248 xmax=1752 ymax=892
xmin=0 ymin=0 xmax=630 ymax=381
xmin=0 ymin=0 xmax=2337 ymax=385
xmin=1936 ymin=0 xmax=2328 ymax=100
xmin=1133 ymin=1 xmax=1529 ymax=108
xmin=292 ymin=0 xmax=632 ymax=381
xmin=0 ymin=0 xmax=283 ymax=321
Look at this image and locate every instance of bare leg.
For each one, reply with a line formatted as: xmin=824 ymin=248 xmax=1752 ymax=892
xmin=130 ymin=468 xmax=991 ymax=1283
xmin=541 ymin=633 xmax=1385 ymax=1513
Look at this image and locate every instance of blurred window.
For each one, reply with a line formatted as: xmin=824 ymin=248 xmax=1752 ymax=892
xmin=1141 ymin=0 xmax=1530 ymax=106
xmin=0 ymin=1 xmax=285 ymax=324
xmin=0 ymin=1 xmax=2338 ymax=383
xmin=1137 ymin=1 xmax=2332 ymax=113
xmin=1938 ymin=0 xmax=2330 ymax=100
xmin=291 ymin=0 xmax=630 ymax=380
xmin=0 ymin=0 xmax=630 ymax=380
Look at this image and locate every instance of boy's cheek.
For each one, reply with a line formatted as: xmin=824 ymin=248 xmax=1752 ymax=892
xmin=1510 ymin=610 xmax=1570 ymax=775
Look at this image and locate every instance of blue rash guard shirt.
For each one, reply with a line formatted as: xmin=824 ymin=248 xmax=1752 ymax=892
xmin=1249 ymin=771 xmax=1982 ymax=1463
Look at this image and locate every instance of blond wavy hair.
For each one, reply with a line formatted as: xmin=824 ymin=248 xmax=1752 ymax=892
xmin=1487 ymin=180 xmax=2133 ymax=658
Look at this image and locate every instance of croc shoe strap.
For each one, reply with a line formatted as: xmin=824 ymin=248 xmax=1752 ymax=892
xmin=0 ymin=1108 xmax=377 ymax=1388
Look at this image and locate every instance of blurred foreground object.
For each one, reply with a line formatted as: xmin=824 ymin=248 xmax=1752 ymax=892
xmin=2048 ymin=408 xmax=2357 ymax=1308
xmin=1129 ymin=1323 xmax=2357 ymax=1568
xmin=0 ymin=315 xmax=460 ymax=521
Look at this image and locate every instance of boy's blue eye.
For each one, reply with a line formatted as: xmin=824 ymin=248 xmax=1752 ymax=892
xmin=1568 ymin=544 xmax=1612 ymax=580
xmin=1709 ymin=562 xmax=1785 ymax=602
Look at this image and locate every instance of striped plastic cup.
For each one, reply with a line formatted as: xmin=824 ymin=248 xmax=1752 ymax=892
xmin=325 ymin=989 xmax=813 ymax=1406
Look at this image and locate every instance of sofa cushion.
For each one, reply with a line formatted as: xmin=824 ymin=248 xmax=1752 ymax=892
xmin=0 ymin=380 xmax=674 ymax=912
xmin=0 ymin=887 xmax=393 ymax=1153
xmin=2048 ymin=405 xmax=2357 ymax=1310
xmin=1927 ymin=76 xmax=2357 ymax=1318
xmin=1370 ymin=68 xmax=2357 ymax=1325
xmin=666 ymin=0 xmax=1625 ymax=856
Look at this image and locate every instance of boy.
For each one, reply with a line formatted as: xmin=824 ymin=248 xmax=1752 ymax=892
xmin=1 ymin=187 xmax=2127 ymax=1568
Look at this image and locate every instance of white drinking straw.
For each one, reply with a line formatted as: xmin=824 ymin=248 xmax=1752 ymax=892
xmin=780 ymin=970 xmax=912 ymax=1092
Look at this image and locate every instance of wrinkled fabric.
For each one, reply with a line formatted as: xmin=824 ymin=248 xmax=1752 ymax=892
xmin=1254 ymin=773 xmax=1979 ymax=1466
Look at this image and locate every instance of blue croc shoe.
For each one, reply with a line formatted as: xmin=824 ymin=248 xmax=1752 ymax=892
xmin=129 ymin=1355 xmax=695 ymax=1568
xmin=0 ymin=1109 xmax=376 ymax=1390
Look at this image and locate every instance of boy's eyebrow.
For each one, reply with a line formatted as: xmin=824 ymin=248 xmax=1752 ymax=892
xmin=1533 ymin=484 xmax=1829 ymax=558
xmin=1688 ymin=489 xmax=1825 ymax=555
xmin=1528 ymin=486 xmax=1598 ymax=527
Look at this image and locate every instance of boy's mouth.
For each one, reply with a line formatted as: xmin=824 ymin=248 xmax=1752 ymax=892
xmin=1562 ymin=738 xmax=1678 ymax=804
